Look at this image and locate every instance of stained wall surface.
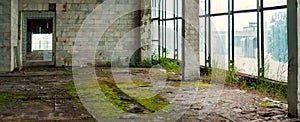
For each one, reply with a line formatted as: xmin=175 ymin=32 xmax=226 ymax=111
xmin=19 ymin=0 xmax=142 ymax=67
xmin=0 ymin=0 xmax=18 ymax=72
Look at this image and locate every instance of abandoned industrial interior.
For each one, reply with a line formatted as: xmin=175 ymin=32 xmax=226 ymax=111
xmin=0 ymin=0 xmax=299 ymax=121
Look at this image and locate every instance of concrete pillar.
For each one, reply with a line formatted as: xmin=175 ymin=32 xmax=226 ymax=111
xmin=288 ymin=0 xmax=300 ymax=118
xmin=140 ymin=0 xmax=152 ymax=61
xmin=182 ymin=0 xmax=200 ymax=81
xmin=0 ymin=0 xmax=18 ymax=73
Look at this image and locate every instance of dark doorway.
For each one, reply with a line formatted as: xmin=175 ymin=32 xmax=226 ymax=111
xmin=26 ymin=19 xmax=54 ymax=64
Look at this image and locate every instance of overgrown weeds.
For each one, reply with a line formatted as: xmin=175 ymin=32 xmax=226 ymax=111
xmin=204 ymin=63 xmax=287 ymax=102
xmin=223 ymin=67 xmax=287 ymax=102
xmin=130 ymin=50 xmax=181 ymax=73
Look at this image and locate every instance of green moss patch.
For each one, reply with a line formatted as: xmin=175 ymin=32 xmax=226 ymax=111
xmin=0 ymin=93 xmax=28 ymax=103
xmin=259 ymin=101 xmax=279 ymax=108
xmin=98 ymin=80 xmax=131 ymax=111
xmin=132 ymin=80 xmax=152 ymax=87
xmin=168 ymin=81 xmax=212 ymax=89
xmin=96 ymin=71 xmax=112 ymax=77
xmin=135 ymin=95 xmax=169 ymax=112
xmin=98 ymin=79 xmax=169 ymax=113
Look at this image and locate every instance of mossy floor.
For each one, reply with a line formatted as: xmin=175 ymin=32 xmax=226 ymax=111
xmin=0 ymin=68 xmax=94 ymax=121
xmin=93 ymin=68 xmax=212 ymax=116
xmin=0 ymin=67 xmax=297 ymax=121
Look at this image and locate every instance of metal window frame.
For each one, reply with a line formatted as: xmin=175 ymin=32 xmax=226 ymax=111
xmin=151 ymin=0 xmax=182 ymax=60
xmin=199 ymin=0 xmax=287 ymax=77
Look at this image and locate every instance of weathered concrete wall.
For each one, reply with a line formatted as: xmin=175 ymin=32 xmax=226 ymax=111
xmin=20 ymin=0 xmax=100 ymax=66
xmin=182 ymin=0 xmax=200 ymax=81
xmin=0 ymin=0 xmax=18 ymax=73
xmin=11 ymin=0 xmax=18 ymax=69
xmin=140 ymin=0 xmax=152 ymax=61
xmin=95 ymin=1 xmax=141 ymax=66
xmin=11 ymin=0 xmax=18 ymax=47
xmin=0 ymin=0 xmax=12 ymax=72
xmin=19 ymin=0 xmax=142 ymax=67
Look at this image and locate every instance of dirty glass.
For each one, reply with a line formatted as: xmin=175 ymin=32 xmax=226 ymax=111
xmin=234 ymin=12 xmax=258 ymax=75
xmin=211 ymin=0 xmax=229 ymax=14
xmin=264 ymin=9 xmax=287 ymax=81
xmin=264 ymin=0 xmax=287 ymax=8
xmin=234 ymin=0 xmax=257 ymax=11
xmin=199 ymin=17 xmax=206 ymax=66
xmin=211 ymin=15 xmax=229 ymax=70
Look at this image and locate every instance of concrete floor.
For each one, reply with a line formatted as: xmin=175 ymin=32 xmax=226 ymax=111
xmin=0 ymin=67 xmax=298 ymax=122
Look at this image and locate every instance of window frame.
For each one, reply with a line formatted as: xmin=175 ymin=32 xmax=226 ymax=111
xmin=199 ymin=0 xmax=287 ymax=80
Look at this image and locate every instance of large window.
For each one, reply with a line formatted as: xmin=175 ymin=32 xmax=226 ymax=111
xmin=151 ymin=0 xmax=182 ymax=60
xmin=199 ymin=0 xmax=287 ymax=81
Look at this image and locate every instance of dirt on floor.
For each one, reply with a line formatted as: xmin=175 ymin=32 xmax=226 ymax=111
xmin=0 ymin=67 xmax=298 ymax=122
xmin=0 ymin=67 xmax=94 ymax=122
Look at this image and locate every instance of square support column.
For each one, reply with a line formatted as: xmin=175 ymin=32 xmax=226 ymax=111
xmin=0 ymin=0 xmax=18 ymax=73
xmin=288 ymin=0 xmax=300 ymax=118
xmin=140 ymin=0 xmax=152 ymax=61
xmin=182 ymin=0 xmax=200 ymax=81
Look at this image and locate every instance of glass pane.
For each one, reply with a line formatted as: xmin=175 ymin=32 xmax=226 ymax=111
xmin=151 ymin=20 xmax=159 ymax=56
xmin=200 ymin=17 xmax=206 ymax=65
xmin=173 ymin=19 xmax=180 ymax=60
xmin=234 ymin=13 xmax=258 ymax=75
xmin=166 ymin=0 xmax=174 ymax=19
xmin=234 ymin=0 xmax=257 ymax=10
xmin=32 ymin=34 xmax=53 ymax=51
xmin=178 ymin=19 xmax=183 ymax=60
xmin=178 ymin=0 xmax=182 ymax=17
xmin=152 ymin=40 xmax=159 ymax=56
xmin=169 ymin=0 xmax=182 ymax=18
xmin=160 ymin=20 xmax=165 ymax=56
xmin=264 ymin=9 xmax=287 ymax=81
xmin=151 ymin=0 xmax=159 ymax=18
xmin=199 ymin=0 xmax=206 ymax=16
xmin=152 ymin=20 xmax=159 ymax=40
xmin=159 ymin=0 xmax=182 ymax=19
xmin=166 ymin=20 xmax=175 ymax=58
xmin=264 ymin=0 xmax=287 ymax=8
xmin=211 ymin=16 xmax=228 ymax=70
xmin=166 ymin=0 xmax=177 ymax=18
xmin=211 ymin=0 xmax=229 ymax=14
